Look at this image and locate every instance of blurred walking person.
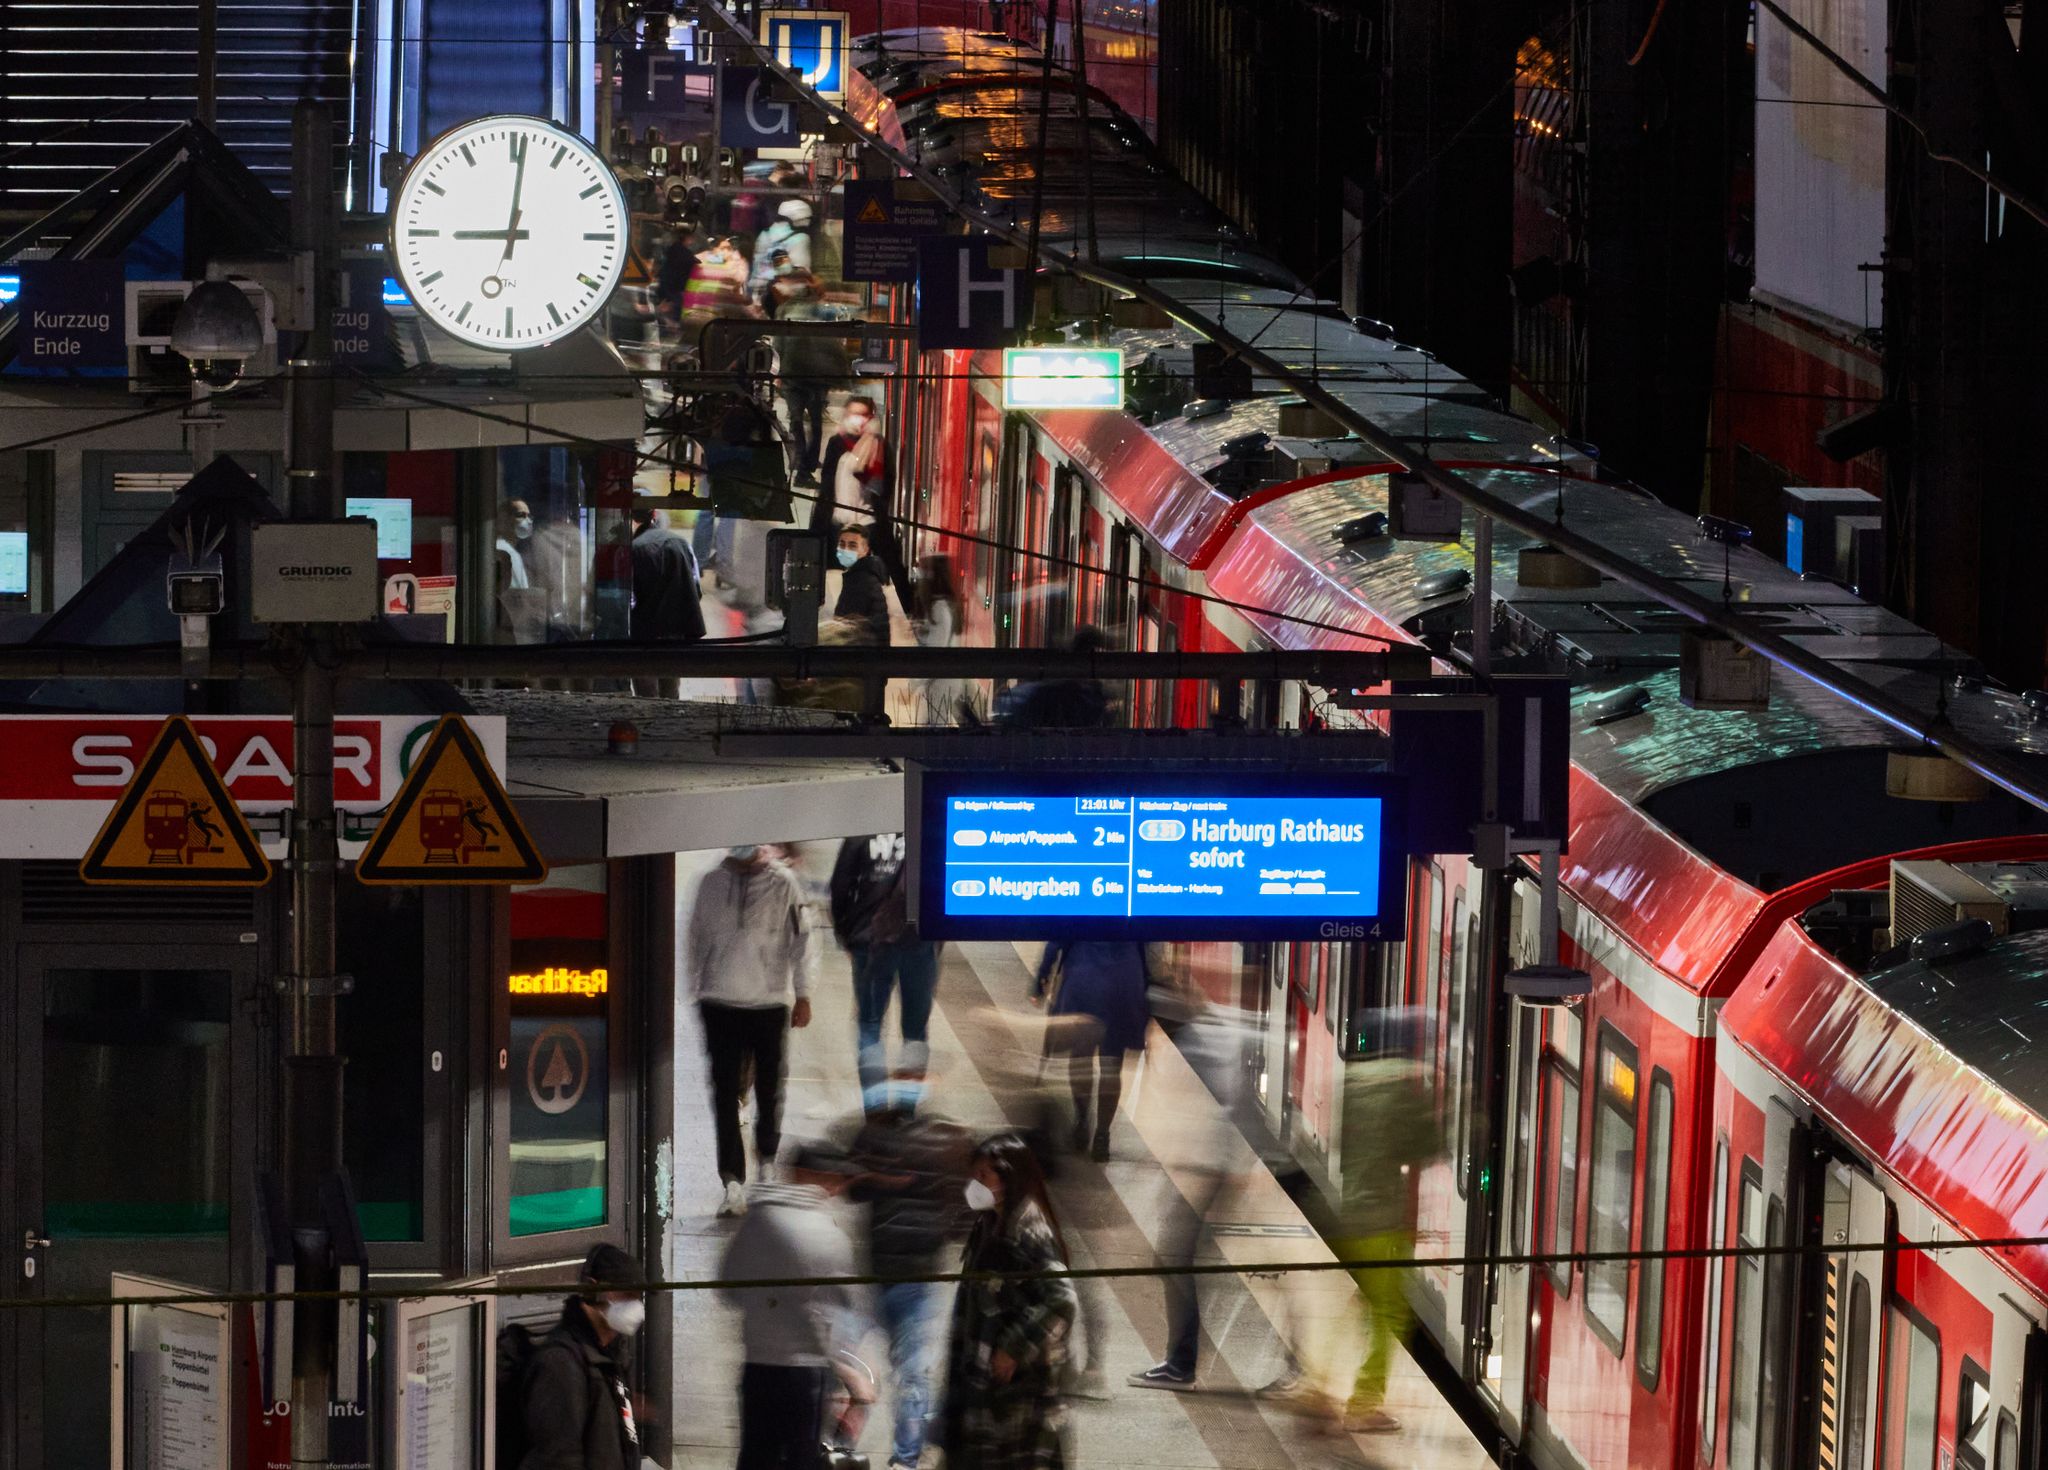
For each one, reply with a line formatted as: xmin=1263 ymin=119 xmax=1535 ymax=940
xmin=845 ymin=1058 xmax=972 ymax=1470
xmin=1030 ymin=941 xmax=1150 ymax=1161
xmin=939 ymin=1135 xmax=1077 ymax=1470
xmin=1329 ymin=1022 xmax=1438 ymax=1433
xmin=720 ymin=1143 xmax=858 ymax=1469
xmin=912 ymin=554 xmax=968 ymax=725
xmin=831 ymin=832 xmax=937 ymax=1091
xmin=688 ymin=846 xmax=815 ymax=1216
xmin=1126 ymin=986 xmax=1263 ymax=1392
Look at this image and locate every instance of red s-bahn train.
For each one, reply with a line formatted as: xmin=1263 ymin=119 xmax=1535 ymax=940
xmin=836 ymin=26 xmax=2048 ymax=1470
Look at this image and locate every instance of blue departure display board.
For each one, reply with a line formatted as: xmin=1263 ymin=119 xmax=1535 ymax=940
xmin=911 ymin=769 xmax=1405 ymax=941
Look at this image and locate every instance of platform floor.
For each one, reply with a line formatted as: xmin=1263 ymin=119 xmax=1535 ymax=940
xmin=664 ymin=849 xmax=1494 ymax=1470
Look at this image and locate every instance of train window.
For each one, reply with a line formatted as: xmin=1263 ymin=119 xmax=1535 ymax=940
xmin=1585 ymin=1027 xmax=1640 ymax=1354
xmin=1842 ymin=1278 xmax=1873 ymax=1470
xmin=1446 ymin=893 xmax=1468 ymax=1116
xmin=1994 ymin=1409 xmax=2018 ymax=1470
xmin=1759 ymin=1197 xmax=1790 ymax=1470
xmin=1881 ymin=1305 xmax=1940 ymax=1470
xmin=1546 ymin=1062 xmax=1580 ymax=1294
xmin=1958 ymin=1360 xmax=1992 ymax=1470
xmin=1635 ymin=1071 xmax=1675 ymax=1389
xmin=1453 ymin=909 xmax=1480 ymax=1199
xmin=1701 ymin=1138 xmax=1730 ymax=1465
xmin=1730 ymin=1170 xmax=1765 ymax=1469
xmin=1421 ymin=866 xmax=1445 ymax=1013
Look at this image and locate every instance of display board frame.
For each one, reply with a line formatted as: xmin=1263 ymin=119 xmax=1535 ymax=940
xmin=109 ymin=1272 xmax=234 ymax=1470
xmin=907 ymin=764 xmax=1407 ymax=942
xmin=386 ymin=1285 xmax=497 ymax=1470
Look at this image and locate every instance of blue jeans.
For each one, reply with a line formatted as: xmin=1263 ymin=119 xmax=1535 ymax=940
xmin=852 ymin=941 xmax=938 ymax=1091
xmin=878 ymin=1280 xmax=939 ymax=1466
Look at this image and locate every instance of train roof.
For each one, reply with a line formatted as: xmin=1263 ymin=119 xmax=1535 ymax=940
xmin=1723 ymin=921 xmax=2048 ymax=1302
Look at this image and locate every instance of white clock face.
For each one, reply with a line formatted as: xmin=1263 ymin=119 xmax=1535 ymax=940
xmin=392 ymin=115 xmax=626 ymax=351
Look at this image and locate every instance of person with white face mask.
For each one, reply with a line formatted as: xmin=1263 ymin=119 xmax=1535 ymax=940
xmin=939 ymin=1135 xmax=1078 ymax=1470
xmin=516 ymin=1243 xmax=650 ymax=1470
xmin=720 ymin=1142 xmax=859 ymax=1470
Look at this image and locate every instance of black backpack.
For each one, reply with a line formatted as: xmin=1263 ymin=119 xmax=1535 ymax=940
xmin=495 ymin=1322 xmax=541 ymax=1470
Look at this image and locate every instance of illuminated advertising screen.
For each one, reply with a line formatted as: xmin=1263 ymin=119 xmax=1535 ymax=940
xmin=910 ymin=767 xmax=1405 ymax=941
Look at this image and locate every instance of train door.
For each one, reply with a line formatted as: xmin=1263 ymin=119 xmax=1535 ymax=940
xmin=1979 ymin=1297 xmax=2039 ymax=1470
xmin=1811 ymin=1160 xmax=1888 ymax=1470
xmin=995 ymin=415 xmax=1031 ymax=647
xmin=1261 ymin=943 xmax=1292 ymax=1137
xmin=1483 ymin=879 xmax=1545 ymax=1436
xmin=1048 ymin=468 xmax=1076 ymax=645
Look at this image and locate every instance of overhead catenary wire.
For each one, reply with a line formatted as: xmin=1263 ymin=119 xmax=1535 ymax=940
xmin=5 ymin=1229 xmax=2044 ymax=1314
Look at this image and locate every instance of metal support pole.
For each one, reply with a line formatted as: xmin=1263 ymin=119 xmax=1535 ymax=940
xmin=1537 ymin=841 xmax=1562 ymax=967
xmin=285 ymin=98 xmax=343 ymax=1461
xmin=287 ymin=101 xmax=337 ymax=521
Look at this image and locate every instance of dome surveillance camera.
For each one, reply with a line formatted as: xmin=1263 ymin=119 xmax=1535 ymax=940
xmin=171 ymin=280 xmax=264 ymax=389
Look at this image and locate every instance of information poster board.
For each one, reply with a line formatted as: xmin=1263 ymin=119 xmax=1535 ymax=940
xmin=388 ymin=1288 xmax=495 ymax=1470
xmin=909 ymin=766 xmax=1407 ymax=941
xmin=109 ymin=1273 xmax=232 ymax=1470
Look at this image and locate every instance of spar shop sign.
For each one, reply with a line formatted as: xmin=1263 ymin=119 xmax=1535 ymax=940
xmin=0 ymin=714 xmax=506 ymax=858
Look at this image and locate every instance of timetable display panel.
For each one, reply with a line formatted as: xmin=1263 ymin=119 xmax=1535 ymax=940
xmin=911 ymin=769 xmax=1406 ymax=941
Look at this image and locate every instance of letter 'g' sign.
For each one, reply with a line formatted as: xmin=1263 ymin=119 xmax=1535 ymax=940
xmin=719 ymin=66 xmax=799 ymax=148
xmin=11 ymin=261 xmax=125 ymax=377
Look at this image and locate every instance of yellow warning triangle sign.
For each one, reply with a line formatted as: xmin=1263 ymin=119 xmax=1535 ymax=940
xmin=856 ymin=195 xmax=891 ymax=225
xmin=356 ymin=715 xmax=546 ymax=885
xmin=79 ymin=717 xmax=272 ymax=887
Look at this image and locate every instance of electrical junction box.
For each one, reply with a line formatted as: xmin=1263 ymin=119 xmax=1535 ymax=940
xmin=250 ymin=520 xmax=379 ymax=623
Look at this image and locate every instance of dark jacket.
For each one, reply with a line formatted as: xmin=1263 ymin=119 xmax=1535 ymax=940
xmin=940 ymin=1203 xmax=1076 ymax=1470
xmin=994 ymin=677 xmax=1110 ymax=729
xmin=520 ymin=1300 xmax=641 ymax=1470
xmin=849 ymin=1107 xmax=971 ymax=1278
xmin=1034 ymin=942 xmax=1151 ymax=1054
xmin=830 ymin=832 xmax=911 ymax=947
xmin=834 ymin=553 xmax=892 ymax=644
xmin=629 ymin=523 xmax=705 ymax=643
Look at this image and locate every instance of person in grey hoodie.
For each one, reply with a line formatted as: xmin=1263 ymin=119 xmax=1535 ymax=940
xmin=720 ymin=1142 xmax=858 ymax=1470
xmin=689 ymin=846 xmax=815 ymax=1216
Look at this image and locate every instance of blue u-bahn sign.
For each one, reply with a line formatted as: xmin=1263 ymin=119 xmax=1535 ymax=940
xmin=908 ymin=766 xmax=1408 ymax=941
xmin=760 ymin=9 xmax=849 ymax=100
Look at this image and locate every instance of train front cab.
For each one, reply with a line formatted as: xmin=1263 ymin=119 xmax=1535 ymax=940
xmin=1712 ymin=1034 xmax=2048 ymax=1470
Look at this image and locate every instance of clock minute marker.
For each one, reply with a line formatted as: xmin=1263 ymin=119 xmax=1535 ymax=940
xmin=551 ymin=144 xmax=567 ymax=169
xmin=505 ymin=306 xmax=514 ymax=337
xmin=422 ymin=179 xmax=445 ymax=196
xmin=547 ymin=303 xmax=563 ymax=326
xmin=460 ymin=143 xmax=475 ymax=167
xmin=456 ymin=301 xmax=472 ymax=325
xmin=419 ymin=270 xmax=443 ymax=286
xmin=578 ymin=273 xmax=600 ymax=291
xmin=579 ymin=183 xmax=603 ymax=200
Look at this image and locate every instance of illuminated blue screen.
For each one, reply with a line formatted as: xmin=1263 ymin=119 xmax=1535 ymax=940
xmin=942 ymin=792 xmax=1387 ymax=922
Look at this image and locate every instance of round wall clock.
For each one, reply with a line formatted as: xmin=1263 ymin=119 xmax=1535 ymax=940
xmin=390 ymin=115 xmax=627 ymax=351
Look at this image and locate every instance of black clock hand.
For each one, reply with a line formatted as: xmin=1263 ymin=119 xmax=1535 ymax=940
xmin=500 ymin=135 xmax=529 ymax=264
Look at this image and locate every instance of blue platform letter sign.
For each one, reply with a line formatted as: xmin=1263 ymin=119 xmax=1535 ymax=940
xmin=718 ymin=66 xmax=800 ymax=148
xmin=760 ymin=9 xmax=849 ymax=100
xmin=916 ymin=237 xmax=1026 ymax=351
xmin=11 ymin=261 xmax=125 ymax=377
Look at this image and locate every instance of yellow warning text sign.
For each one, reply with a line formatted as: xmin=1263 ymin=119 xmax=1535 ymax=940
xmin=79 ymin=717 xmax=272 ymax=886
xmin=355 ymin=715 xmax=546 ymax=885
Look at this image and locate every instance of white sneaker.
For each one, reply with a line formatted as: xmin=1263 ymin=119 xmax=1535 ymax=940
xmin=717 ymin=1180 xmax=748 ymax=1216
